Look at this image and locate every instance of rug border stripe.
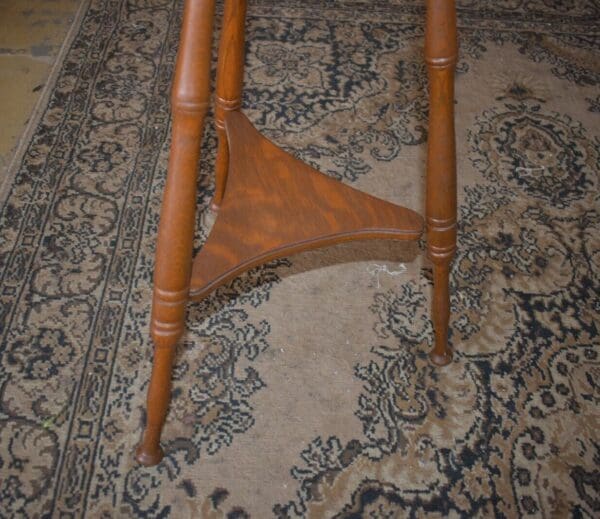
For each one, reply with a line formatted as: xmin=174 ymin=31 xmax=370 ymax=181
xmin=0 ymin=0 xmax=92 ymax=208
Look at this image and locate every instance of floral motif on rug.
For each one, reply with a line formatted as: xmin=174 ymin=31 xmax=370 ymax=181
xmin=0 ymin=0 xmax=598 ymax=517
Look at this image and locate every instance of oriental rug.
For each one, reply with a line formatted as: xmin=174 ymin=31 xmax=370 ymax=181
xmin=0 ymin=0 xmax=598 ymax=517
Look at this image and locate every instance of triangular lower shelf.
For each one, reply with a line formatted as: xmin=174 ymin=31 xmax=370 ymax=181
xmin=189 ymin=110 xmax=423 ymax=300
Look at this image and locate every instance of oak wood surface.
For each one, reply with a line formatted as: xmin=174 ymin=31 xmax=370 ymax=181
xmin=190 ymin=110 xmax=423 ymax=300
xmin=136 ymin=0 xmax=459 ymax=467
xmin=213 ymin=0 xmax=247 ymax=209
xmin=425 ymin=0 xmax=457 ymax=366
xmin=135 ymin=0 xmax=216 ymax=466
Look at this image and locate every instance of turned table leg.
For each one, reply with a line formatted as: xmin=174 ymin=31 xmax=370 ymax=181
xmin=212 ymin=0 xmax=247 ymax=210
xmin=425 ymin=0 xmax=457 ymax=366
xmin=136 ymin=0 xmax=215 ymax=466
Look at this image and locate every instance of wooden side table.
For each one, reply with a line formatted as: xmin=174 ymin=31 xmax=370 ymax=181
xmin=136 ymin=0 xmax=458 ymax=466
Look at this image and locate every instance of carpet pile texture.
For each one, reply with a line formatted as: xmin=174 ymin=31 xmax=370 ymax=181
xmin=0 ymin=0 xmax=598 ymax=517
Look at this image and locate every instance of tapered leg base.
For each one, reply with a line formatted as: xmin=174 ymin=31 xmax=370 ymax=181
xmin=134 ymin=343 xmax=178 ymax=467
xmin=135 ymin=443 xmax=164 ymax=466
xmin=429 ymin=348 xmax=453 ymax=366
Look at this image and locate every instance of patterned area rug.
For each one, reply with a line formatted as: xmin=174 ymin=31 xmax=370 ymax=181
xmin=1 ymin=0 xmax=599 ymax=517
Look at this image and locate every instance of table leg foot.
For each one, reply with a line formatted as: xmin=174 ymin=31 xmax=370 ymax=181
xmin=135 ymin=442 xmax=164 ymax=467
xmin=429 ymin=348 xmax=453 ymax=366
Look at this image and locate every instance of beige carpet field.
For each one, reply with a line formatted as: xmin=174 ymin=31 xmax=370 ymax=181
xmin=0 ymin=1 xmax=598 ymax=517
